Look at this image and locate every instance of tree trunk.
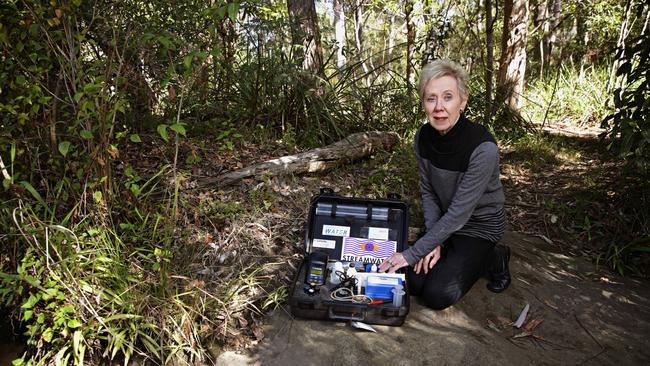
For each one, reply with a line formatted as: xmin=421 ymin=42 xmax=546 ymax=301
xmin=421 ymin=2 xmax=437 ymax=66
xmin=485 ymin=0 xmax=494 ymax=124
xmin=198 ymin=131 xmax=399 ymax=187
xmin=542 ymin=0 xmax=561 ymax=67
xmin=497 ymin=0 xmax=530 ymax=111
xmin=287 ymin=0 xmax=323 ymax=74
xmin=353 ymin=0 xmax=370 ymax=79
xmin=333 ymin=0 xmax=347 ymax=69
xmin=533 ymin=0 xmax=548 ymax=77
xmin=575 ymin=2 xmax=588 ymax=77
xmin=405 ymin=0 xmax=415 ymax=86
xmin=216 ymin=12 xmax=238 ymax=94
xmin=387 ymin=13 xmax=397 ymax=74
xmin=607 ymin=0 xmax=634 ymax=93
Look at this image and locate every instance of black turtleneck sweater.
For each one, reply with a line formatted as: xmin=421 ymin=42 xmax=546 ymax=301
xmin=401 ymin=115 xmax=506 ymax=266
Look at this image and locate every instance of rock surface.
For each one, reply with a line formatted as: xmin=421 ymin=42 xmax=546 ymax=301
xmin=216 ymin=232 xmax=650 ymax=365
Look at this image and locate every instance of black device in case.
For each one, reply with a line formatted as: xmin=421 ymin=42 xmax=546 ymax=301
xmin=289 ymin=188 xmax=410 ymax=326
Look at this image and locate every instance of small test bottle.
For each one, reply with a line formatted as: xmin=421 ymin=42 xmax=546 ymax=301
xmin=391 ymin=284 xmax=405 ymax=308
xmin=330 ymin=262 xmax=344 ymax=285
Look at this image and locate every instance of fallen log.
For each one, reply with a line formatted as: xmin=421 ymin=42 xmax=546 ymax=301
xmin=199 ymin=131 xmax=399 ymax=187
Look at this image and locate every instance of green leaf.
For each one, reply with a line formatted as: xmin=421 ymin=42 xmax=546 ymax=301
xmin=129 ymin=134 xmax=142 ymax=143
xmin=67 ymin=319 xmax=82 ymax=329
xmin=227 ymin=2 xmax=239 ymax=21
xmin=73 ymin=330 xmax=84 ymax=359
xmin=60 ymin=305 xmax=75 ymax=313
xmin=11 ymin=355 xmax=25 ymax=366
xmin=93 ymin=191 xmax=102 ymax=203
xmin=130 ymin=183 xmax=140 ymax=197
xmin=22 ymin=294 xmax=39 ymax=309
xmin=23 ymin=310 xmax=33 ymax=321
xmin=42 ymin=287 xmax=59 ymax=300
xmin=19 ymin=181 xmax=46 ymax=208
xmin=183 ymin=54 xmax=193 ymax=70
xmin=157 ymin=36 xmax=173 ymax=50
xmin=80 ymin=130 xmax=93 ymax=139
xmin=58 ymin=141 xmax=71 ymax=157
xmin=157 ymin=124 xmax=169 ymax=142
xmin=43 ymin=327 xmax=53 ymax=343
xmin=170 ymin=123 xmax=186 ymax=136
xmin=74 ymin=92 xmax=84 ymax=102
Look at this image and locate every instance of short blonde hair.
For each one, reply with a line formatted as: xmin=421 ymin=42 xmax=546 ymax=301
xmin=418 ymin=59 xmax=469 ymax=100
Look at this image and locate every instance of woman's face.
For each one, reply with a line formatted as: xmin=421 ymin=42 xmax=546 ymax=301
xmin=423 ymin=75 xmax=467 ymax=135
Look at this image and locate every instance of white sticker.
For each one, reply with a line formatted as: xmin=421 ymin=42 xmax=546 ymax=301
xmin=322 ymin=225 xmax=350 ymax=237
xmin=367 ymin=275 xmax=400 ymax=286
xmin=312 ymin=238 xmax=336 ymax=249
xmin=367 ymin=227 xmax=389 ymax=241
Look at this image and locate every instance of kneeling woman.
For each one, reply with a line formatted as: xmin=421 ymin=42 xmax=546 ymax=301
xmin=379 ymin=59 xmax=511 ymax=310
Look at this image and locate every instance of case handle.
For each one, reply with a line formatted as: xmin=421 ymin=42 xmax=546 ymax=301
xmin=328 ymin=306 xmax=366 ymax=321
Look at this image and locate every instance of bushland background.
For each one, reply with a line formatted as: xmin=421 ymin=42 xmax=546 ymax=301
xmin=0 ymin=0 xmax=648 ymax=364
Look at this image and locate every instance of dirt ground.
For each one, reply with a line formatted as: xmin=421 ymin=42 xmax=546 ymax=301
xmin=215 ymin=231 xmax=650 ymax=366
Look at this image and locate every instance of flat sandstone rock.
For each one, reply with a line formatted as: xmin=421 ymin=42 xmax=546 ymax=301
xmin=216 ymin=232 xmax=650 ymax=365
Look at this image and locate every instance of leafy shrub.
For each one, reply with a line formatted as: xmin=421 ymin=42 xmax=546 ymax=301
xmin=523 ymin=65 xmax=610 ymax=127
xmin=0 ymin=199 xmax=209 ymax=365
xmin=601 ymin=2 xmax=650 ymax=174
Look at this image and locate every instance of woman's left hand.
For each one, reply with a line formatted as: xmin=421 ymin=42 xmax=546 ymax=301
xmin=378 ymin=253 xmax=409 ymax=274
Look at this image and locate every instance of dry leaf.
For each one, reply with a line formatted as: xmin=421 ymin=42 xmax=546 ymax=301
xmin=543 ymin=299 xmax=559 ymax=311
xmin=487 ymin=319 xmax=502 ymax=332
xmin=513 ymin=303 xmax=530 ymax=328
xmin=513 ymin=331 xmax=532 ymax=339
xmin=523 ymin=317 xmax=544 ymax=333
xmin=252 ymin=326 xmax=264 ymax=341
xmin=236 ymin=315 xmax=248 ymax=328
xmin=497 ymin=316 xmax=513 ymax=326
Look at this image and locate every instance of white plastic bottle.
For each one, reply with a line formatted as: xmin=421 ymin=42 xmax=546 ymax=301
xmin=330 ymin=262 xmax=344 ymax=285
xmin=391 ymin=284 xmax=405 ymax=308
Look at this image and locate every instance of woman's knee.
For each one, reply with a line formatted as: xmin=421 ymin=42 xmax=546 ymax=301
xmin=421 ymin=286 xmax=463 ymax=310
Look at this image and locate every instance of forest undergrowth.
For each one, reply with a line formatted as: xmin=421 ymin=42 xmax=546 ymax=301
xmin=2 ymin=117 xmax=648 ymax=364
xmin=2 ymin=0 xmax=648 ymax=364
xmin=110 ymin=117 xmax=650 ymax=354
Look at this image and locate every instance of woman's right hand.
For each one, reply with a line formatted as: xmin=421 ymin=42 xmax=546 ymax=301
xmin=414 ymin=245 xmax=442 ymax=274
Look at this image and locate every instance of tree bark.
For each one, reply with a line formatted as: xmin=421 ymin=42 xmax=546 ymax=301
xmin=607 ymin=0 xmax=634 ymax=93
xmin=198 ymin=131 xmax=399 ymax=187
xmin=575 ymin=1 xmax=588 ymax=77
xmin=333 ymin=0 xmax=347 ymax=69
xmin=287 ymin=0 xmax=323 ymax=74
xmin=542 ymin=0 xmax=561 ymax=66
xmin=485 ymin=0 xmax=495 ymax=124
xmin=405 ymin=0 xmax=415 ymax=86
xmin=497 ymin=0 xmax=530 ymax=111
xmin=387 ymin=13 xmax=397 ymax=74
xmin=533 ymin=0 xmax=548 ymax=77
xmin=421 ymin=2 xmax=437 ymax=66
xmin=353 ymin=0 xmax=370 ymax=79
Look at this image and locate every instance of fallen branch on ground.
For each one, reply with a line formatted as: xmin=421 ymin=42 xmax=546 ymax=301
xmin=197 ymin=131 xmax=400 ymax=187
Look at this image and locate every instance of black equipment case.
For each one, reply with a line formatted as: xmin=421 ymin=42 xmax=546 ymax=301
xmin=288 ymin=188 xmax=410 ymax=326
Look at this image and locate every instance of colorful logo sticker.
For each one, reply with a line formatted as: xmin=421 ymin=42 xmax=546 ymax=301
xmin=341 ymin=237 xmax=396 ymax=264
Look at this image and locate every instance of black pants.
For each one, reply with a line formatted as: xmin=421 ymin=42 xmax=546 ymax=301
xmin=407 ymin=234 xmax=496 ymax=310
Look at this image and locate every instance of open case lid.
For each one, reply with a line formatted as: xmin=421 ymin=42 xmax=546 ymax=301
xmin=303 ymin=188 xmax=410 ymax=264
